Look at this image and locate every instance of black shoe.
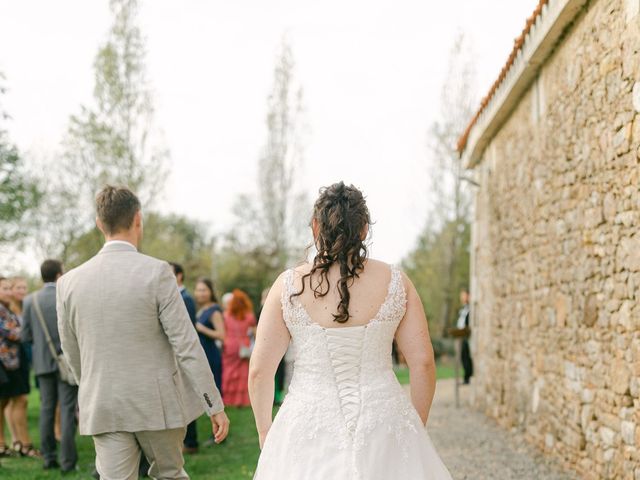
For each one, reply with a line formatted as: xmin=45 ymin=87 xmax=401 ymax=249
xmin=43 ymin=460 xmax=60 ymax=470
xmin=61 ymin=465 xmax=78 ymax=475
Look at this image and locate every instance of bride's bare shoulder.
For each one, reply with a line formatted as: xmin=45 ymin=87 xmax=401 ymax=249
xmin=363 ymin=258 xmax=394 ymax=273
xmin=289 ymin=259 xmax=394 ymax=273
xmin=286 ymin=259 xmax=396 ymax=279
xmin=291 ymin=262 xmax=313 ymax=277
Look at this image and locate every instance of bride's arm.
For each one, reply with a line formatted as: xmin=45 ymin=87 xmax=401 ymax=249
xmin=395 ymin=272 xmax=437 ymax=425
xmin=248 ymin=273 xmax=291 ymax=448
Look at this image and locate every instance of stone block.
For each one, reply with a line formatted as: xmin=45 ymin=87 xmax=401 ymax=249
xmin=610 ymin=360 xmax=631 ymax=395
xmin=634 ymin=82 xmax=640 ymax=112
xmin=630 ymin=377 xmax=640 ymax=398
xmin=626 ymin=0 xmax=640 ymax=24
xmin=583 ymin=294 xmax=599 ymax=327
xmin=621 ymin=421 xmax=636 ymax=445
xmin=582 ymin=405 xmax=594 ymax=431
xmin=600 ymin=427 xmax=617 ymax=447
xmin=545 ymin=432 xmax=555 ymax=449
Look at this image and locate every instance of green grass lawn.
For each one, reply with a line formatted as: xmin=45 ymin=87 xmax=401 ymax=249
xmin=1 ymin=363 xmax=454 ymax=478
xmin=0 ymin=390 xmax=261 ymax=480
xmin=394 ymin=363 xmax=456 ymax=385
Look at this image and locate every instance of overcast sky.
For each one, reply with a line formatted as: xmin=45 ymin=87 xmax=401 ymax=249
xmin=0 ymin=0 xmax=536 ymax=267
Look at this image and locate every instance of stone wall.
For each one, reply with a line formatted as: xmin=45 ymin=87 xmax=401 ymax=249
xmin=469 ymin=1 xmax=640 ymax=478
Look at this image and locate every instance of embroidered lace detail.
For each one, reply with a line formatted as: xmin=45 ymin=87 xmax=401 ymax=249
xmin=281 ymin=269 xmax=313 ymax=327
xmin=371 ymin=265 xmax=407 ymax=325
xmin=281 ymin=265 xmax=407 ymax=329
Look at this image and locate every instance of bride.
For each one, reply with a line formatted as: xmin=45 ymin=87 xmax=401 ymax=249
xmin=249 ymin=182 xmax=452 ymax=480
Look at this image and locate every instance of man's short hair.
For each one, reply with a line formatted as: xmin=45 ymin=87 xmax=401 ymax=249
xmin=95 ymin=185 xmax=141 ymax=235
xmin=169 ymin=262 xmax=184 ymax=280
xmin=41 ymin=259 xmax=63 ymax=283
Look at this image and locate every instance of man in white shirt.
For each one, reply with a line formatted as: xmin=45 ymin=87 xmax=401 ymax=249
xmin=57 ymin=185 xmax=229 ymax=479
xmin=456 ymin=288 xmax=473 ymax=384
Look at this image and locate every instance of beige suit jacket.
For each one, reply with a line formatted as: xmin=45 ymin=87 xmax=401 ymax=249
xmin=57 ymin=241 xmax=224 ymax=436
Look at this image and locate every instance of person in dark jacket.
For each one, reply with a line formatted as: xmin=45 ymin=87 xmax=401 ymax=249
xmin=456 ymin=288 xmax=473 ymax=384
xmin=169 ymin=262 xmax=199 ymax=454
xmin=22 ymin=260 xmax=78 ymax=471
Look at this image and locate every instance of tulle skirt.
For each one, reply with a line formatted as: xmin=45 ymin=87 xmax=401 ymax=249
xmin=254 ymin=404 xmax=452 ymax=480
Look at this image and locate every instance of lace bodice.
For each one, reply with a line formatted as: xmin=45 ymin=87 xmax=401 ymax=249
xmin=277 ymin=266 xmax=420 ymax=463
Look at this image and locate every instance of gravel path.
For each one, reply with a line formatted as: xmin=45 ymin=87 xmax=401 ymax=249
xmin=424 ymin=379 xmax=581 ymax=480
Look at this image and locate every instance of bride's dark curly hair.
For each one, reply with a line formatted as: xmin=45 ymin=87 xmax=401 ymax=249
xmin=291 ymin=182 xmax=371 ymax=323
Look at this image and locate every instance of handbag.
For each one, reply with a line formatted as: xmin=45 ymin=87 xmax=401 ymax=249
xmin=33 ymin=292 xmax=77 ymax=386
xmin=238 ymin=328 xmax=255 ymax=360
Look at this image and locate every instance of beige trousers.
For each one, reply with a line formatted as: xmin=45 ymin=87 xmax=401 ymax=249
xmin=93 ymin=427 xmax=188 ymax=480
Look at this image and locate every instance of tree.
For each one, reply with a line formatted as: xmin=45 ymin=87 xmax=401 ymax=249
xmin=403 ymin=34 xmax=476 ymax=337
xmin=141 ymin=213 xmax=215 ymax=289
xmin=0 ymin=72 xmax=41 ymax=244
xmin=37 ymin=0 xmax=169 ymax=261
xmin=257 ymin=37 xmax=309 ymax=267
xmin=221 ymin=37 xmax=309 ymax=298
xmin=62 ymin=212 xmax=214 ymax=286
xmin=403 ymin=219 xmax=471 ymax=337
xmin=214 ymin=243 xmax=275 ymax=309
xmin=429 ymin=34 xmax=476 ymax=228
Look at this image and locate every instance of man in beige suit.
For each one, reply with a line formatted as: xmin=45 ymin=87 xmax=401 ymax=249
xmin=57 ymin=185 xmax=229 ymax=480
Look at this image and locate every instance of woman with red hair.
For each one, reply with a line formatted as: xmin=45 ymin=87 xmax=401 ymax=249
xmin=222 ymin=289 xmax=256 ymax=406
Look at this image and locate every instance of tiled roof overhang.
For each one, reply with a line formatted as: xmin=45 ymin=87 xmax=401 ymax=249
xmin=457 ymin=0 xmax=588 ymax=169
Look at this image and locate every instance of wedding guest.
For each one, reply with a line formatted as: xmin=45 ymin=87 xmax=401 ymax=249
xmin=2 ymin=277 xmax=27 ymax=452
xmin=456 ymin=288 xmax=473 ymax=385
xmin=194 ymin=278 xmax=225 ymax=391
xmin=0 ymin=277 xmax=37 ymax=458
xmin=194 ymin=278 xmax=226 ymax=447
xmin=170 ymin=263 xmax=197 ymax=325
xmin=22 ymin=260 xmax=78 ymax=471
xmin=222 ymin=289 xmax=256 ymax=407
xmin=221 ymin=292 xmax=233 ymax=311
xmin=10 ymin=277 xmax=62 ymax=443
xmin=8 ymin=277 xmax=27 ymax=317
xmin=4 ymin=276 xmax=38 ymax=458
xmin=169 ymin=262 xmax=199 ymax=455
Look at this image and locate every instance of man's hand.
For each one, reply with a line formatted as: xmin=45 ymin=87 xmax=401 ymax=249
xmin=210 ymin=411 xmax=230 ymax=444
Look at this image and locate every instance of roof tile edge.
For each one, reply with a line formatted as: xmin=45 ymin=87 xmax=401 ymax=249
xmin=457 ymin=0 xmax=588 ymax=168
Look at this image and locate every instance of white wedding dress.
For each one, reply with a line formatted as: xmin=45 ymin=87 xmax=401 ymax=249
xmin=254 ymin=265 xmax=452 ymax=480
